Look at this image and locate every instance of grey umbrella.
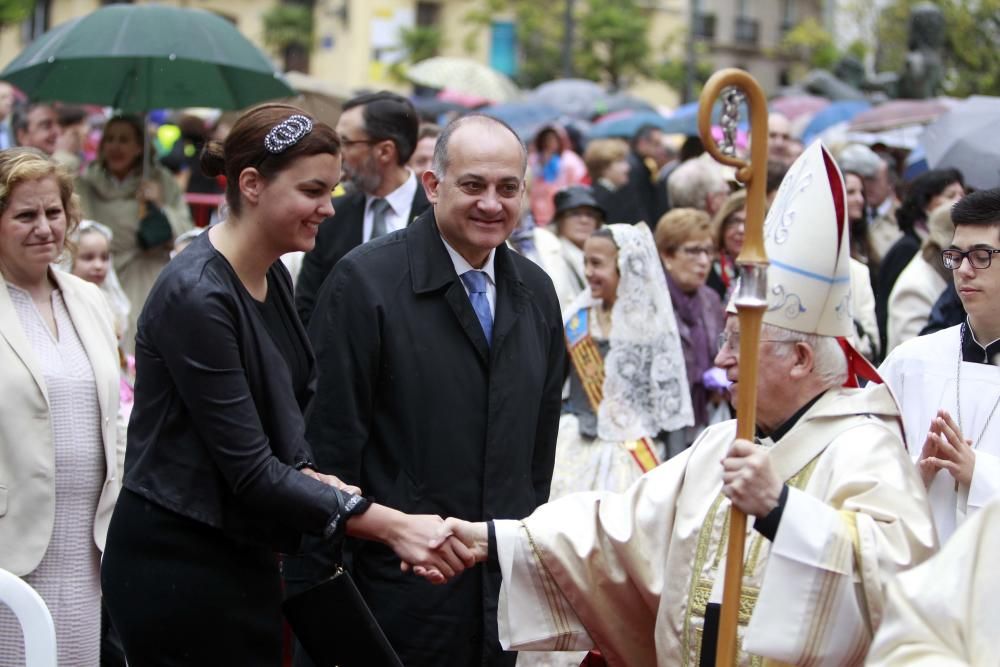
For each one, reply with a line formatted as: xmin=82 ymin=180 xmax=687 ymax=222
xmin=922 ymin=96 xmax=1000 ymax=190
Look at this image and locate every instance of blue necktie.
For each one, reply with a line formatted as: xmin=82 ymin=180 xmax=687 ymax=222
xmin=461 ymin=270 xmax=493 ymax=346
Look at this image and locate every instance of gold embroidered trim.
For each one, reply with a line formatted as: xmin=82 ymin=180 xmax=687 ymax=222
xmin=522 ymin=521 xmax=574 ymax=650
xmin=683 ymin=451 xmax=823 ymax=665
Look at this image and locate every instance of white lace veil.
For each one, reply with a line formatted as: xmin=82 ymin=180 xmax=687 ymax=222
xmin=598 ymin=223 xmax=694 ymax=441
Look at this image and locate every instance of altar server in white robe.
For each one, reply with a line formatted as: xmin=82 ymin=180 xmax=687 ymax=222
xmin=867 ymin=496 xmax=1000 ymax=666
xmin=879 ymin=188 xmax=1000 ymax=544
xmin=433 ymin=142 xmax=938 ymax=667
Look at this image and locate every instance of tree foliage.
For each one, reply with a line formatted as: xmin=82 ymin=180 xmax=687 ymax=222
xmin=0 ymin=0 xmax=33 ymax=26
xmin=388 ymin=25 xmax=444 ymax=83
xmin=575 ymin=0 xmax=652 ymax=89
xmin=779 ymin=17 xmax=840 ymax=72
xmin=261 ymin=4 xmax=315 ymax=55
xmin=463 ymin=0 xmax=654 ymax=90
xmin=877 ymin=0 xmax=1000 ymax=96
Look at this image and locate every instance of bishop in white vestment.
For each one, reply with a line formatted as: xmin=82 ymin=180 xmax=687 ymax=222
xmin=437 ymin=142 xmax=938 ymax=666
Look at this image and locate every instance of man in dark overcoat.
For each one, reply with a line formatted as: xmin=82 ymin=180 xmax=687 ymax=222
xmin=297 ymin=115 xmax=567 ymax=666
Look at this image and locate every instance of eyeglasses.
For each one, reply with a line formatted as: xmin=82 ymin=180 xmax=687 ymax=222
xmin=679 ymin=245 xmax=715 ymax=258
xmin=716 ymin=331 xmax=798 ymax=353
xmin=941 ymin=248 xmax=1000 ymax=270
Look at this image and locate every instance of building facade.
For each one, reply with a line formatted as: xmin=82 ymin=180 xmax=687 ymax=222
xmin=0 ymin=0 xmax=831 ymax=107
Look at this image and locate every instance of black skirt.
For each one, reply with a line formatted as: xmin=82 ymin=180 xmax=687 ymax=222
xmin=101 ymin=490 xmax=283 ymax=666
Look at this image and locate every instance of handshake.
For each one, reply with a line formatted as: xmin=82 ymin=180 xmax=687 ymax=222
xmin=393 ymin=514 xmax=490 ymax=584
xmin=300 ymin=467 xmax=489 ymax=585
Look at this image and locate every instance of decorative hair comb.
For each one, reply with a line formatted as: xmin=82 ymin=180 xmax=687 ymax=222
xmin=264 ymin=114 xmax=313 ymax=154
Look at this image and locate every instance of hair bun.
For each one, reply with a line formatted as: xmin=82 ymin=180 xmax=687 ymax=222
xmin=200 ymin=140 xmax=226 ymax=178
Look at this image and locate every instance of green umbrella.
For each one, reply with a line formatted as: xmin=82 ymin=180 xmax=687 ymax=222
xmin=0 ymin=4 xmax=294 ymax=112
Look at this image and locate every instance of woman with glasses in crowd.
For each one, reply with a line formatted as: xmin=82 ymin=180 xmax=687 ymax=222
xmin=655 ymin=208 xmax=727 ymax=456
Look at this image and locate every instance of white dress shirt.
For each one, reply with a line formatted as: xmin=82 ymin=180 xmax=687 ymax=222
xmin=362 ymin=170 xmax=418 ymax=242
xmin=441 ymin=237 xmax=497 ymax=318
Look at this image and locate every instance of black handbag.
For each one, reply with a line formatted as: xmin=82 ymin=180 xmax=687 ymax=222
xmin=282 ymin=565 xmax=404 ymax=667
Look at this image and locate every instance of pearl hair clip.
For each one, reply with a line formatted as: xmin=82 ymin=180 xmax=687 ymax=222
xmin=264 ymin=114 xmax=313 ymax=154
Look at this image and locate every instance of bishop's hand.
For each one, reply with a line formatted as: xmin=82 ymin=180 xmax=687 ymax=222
xmin=721 ymin=439 xmax=782 ymax=517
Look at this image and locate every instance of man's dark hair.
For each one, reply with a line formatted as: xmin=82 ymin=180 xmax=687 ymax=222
xmin=57 ymin=105 xmax=87 ymax=128
xmin=951 ymin=188 xmax=1000 ymax=235
xmin=342 ymin=91 xmax=419 ymax=165
xmin=679 ymin=135 xmax=704 ymax=162
xmin=11 ymin=102 xmax=53 ymax=137
xmin=630 ymin=124 xmax=661 ymax=152
xmin=431 ymin=114 xmax=526 ymax=178
xmin=766 ymin=161 xmax=788 ymax=196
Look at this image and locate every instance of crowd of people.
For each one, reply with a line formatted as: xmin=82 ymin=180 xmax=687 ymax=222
xmin=0 ymin=81 xmax=997 ymax=667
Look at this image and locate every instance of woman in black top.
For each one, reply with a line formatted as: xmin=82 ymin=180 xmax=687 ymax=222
xmin=101 ymin=104 xmax=472 ymax=666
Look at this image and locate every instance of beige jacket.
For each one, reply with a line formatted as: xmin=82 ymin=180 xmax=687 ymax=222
xmin=0 ymin=271 xmax=124 ymax=576
xmin=76 ymin=163 xmax=192 ymax=354
xmin=885 ymin=255 xmax=947 ymax=355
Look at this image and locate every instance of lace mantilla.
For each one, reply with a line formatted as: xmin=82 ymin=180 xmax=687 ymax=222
xmin=598 ymin=224 xmax=694 ymax=441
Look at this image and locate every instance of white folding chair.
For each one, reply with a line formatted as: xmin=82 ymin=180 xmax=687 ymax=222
xmin=0 ymin=568 xmax=57 ymax=667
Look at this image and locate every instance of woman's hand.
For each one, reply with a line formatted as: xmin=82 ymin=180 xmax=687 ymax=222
xmin=390 ymin=514 xmax=476 ymax=584
xmin=299 ymin=467 xmax=362 ymax=496
xmin=138 ymin=179 xmax=164 ymax=207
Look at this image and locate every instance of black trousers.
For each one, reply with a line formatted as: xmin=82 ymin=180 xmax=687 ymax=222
xmin=101 ymin=490 xmax=283 ymax=667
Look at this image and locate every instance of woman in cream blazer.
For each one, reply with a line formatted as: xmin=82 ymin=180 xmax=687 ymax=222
xmin=0 ymin=148 xmax=122 ymax=664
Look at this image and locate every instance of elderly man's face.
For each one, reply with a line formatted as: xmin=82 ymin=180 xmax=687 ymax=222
xmin=864 ymin=161 xmax=891 ymax=208
xmin=18 ymin=106 xmax=59 ymax=155
xmin=714 ymin=318 xmax=799 ymax=433
xmin=408 ymin=135 xmax=436 ymax=175
xmin=422 ymin=121 xmax=524 ymax=267
xmin=0 ymin=84 xmax=13 ymax=120
xmin=767 ymin=114 xmax=791 ymax=165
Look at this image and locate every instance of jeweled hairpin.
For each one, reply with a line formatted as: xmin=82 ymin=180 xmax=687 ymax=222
xmin=264 ymin=114 xmax=313 ymax=154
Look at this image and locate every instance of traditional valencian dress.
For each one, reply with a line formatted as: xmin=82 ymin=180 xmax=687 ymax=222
xmin=879 ymin=321 xmax=1000 ymax=543
xmin=490 ymin=141 xmax=939 ymax=667
xmin=868 ymin=496 xmax=1000 ymax=666
xmin=493 ymin=383 xmax=937 ymax=666
xmin=524 ymin=224 xmax=693 ymax=667
xmin=549 ymin=223 xmax=693 ymax=502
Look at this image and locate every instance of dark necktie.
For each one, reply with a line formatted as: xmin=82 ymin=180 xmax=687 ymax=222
xmin=369 ymin=197 xmax=391 ymax=240
xmin=460 ymin=270 xmax=493 ymax=346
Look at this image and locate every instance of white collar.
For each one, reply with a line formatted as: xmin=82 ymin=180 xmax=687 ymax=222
xmin=366 ymin=169 xmax=417 ymax=215
xmin=440 ymin=235 xmax=496 ymax=286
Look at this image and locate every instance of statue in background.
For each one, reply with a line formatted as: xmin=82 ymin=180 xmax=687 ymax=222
xmin=898 ymin=2 xmax=945 ymax=99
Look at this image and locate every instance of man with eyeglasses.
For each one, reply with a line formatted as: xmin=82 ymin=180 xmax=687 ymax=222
xmin=294 ymin=91 xmax=430 ymax=325
xmin=433 ymin=142 xmax=935 ymax=666
xmin=880 ymin=187 xmax=1000 ymax=546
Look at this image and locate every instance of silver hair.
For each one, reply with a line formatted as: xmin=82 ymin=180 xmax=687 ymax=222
xmin=837 ymin=143 xmax=884 ymax=179
xmin=762 ymin=323 xmax=848 ymax=388
xmin=668 ymin=156 xmax=728 ymax=211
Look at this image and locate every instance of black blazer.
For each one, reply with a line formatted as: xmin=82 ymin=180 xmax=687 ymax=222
xmin=296 ymin=211 xmax=567 ymax=666
xmin=295 ymin=185 xmax=431 ymax=326
xmin=123 ymin=232 xmax=344 ymax=553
